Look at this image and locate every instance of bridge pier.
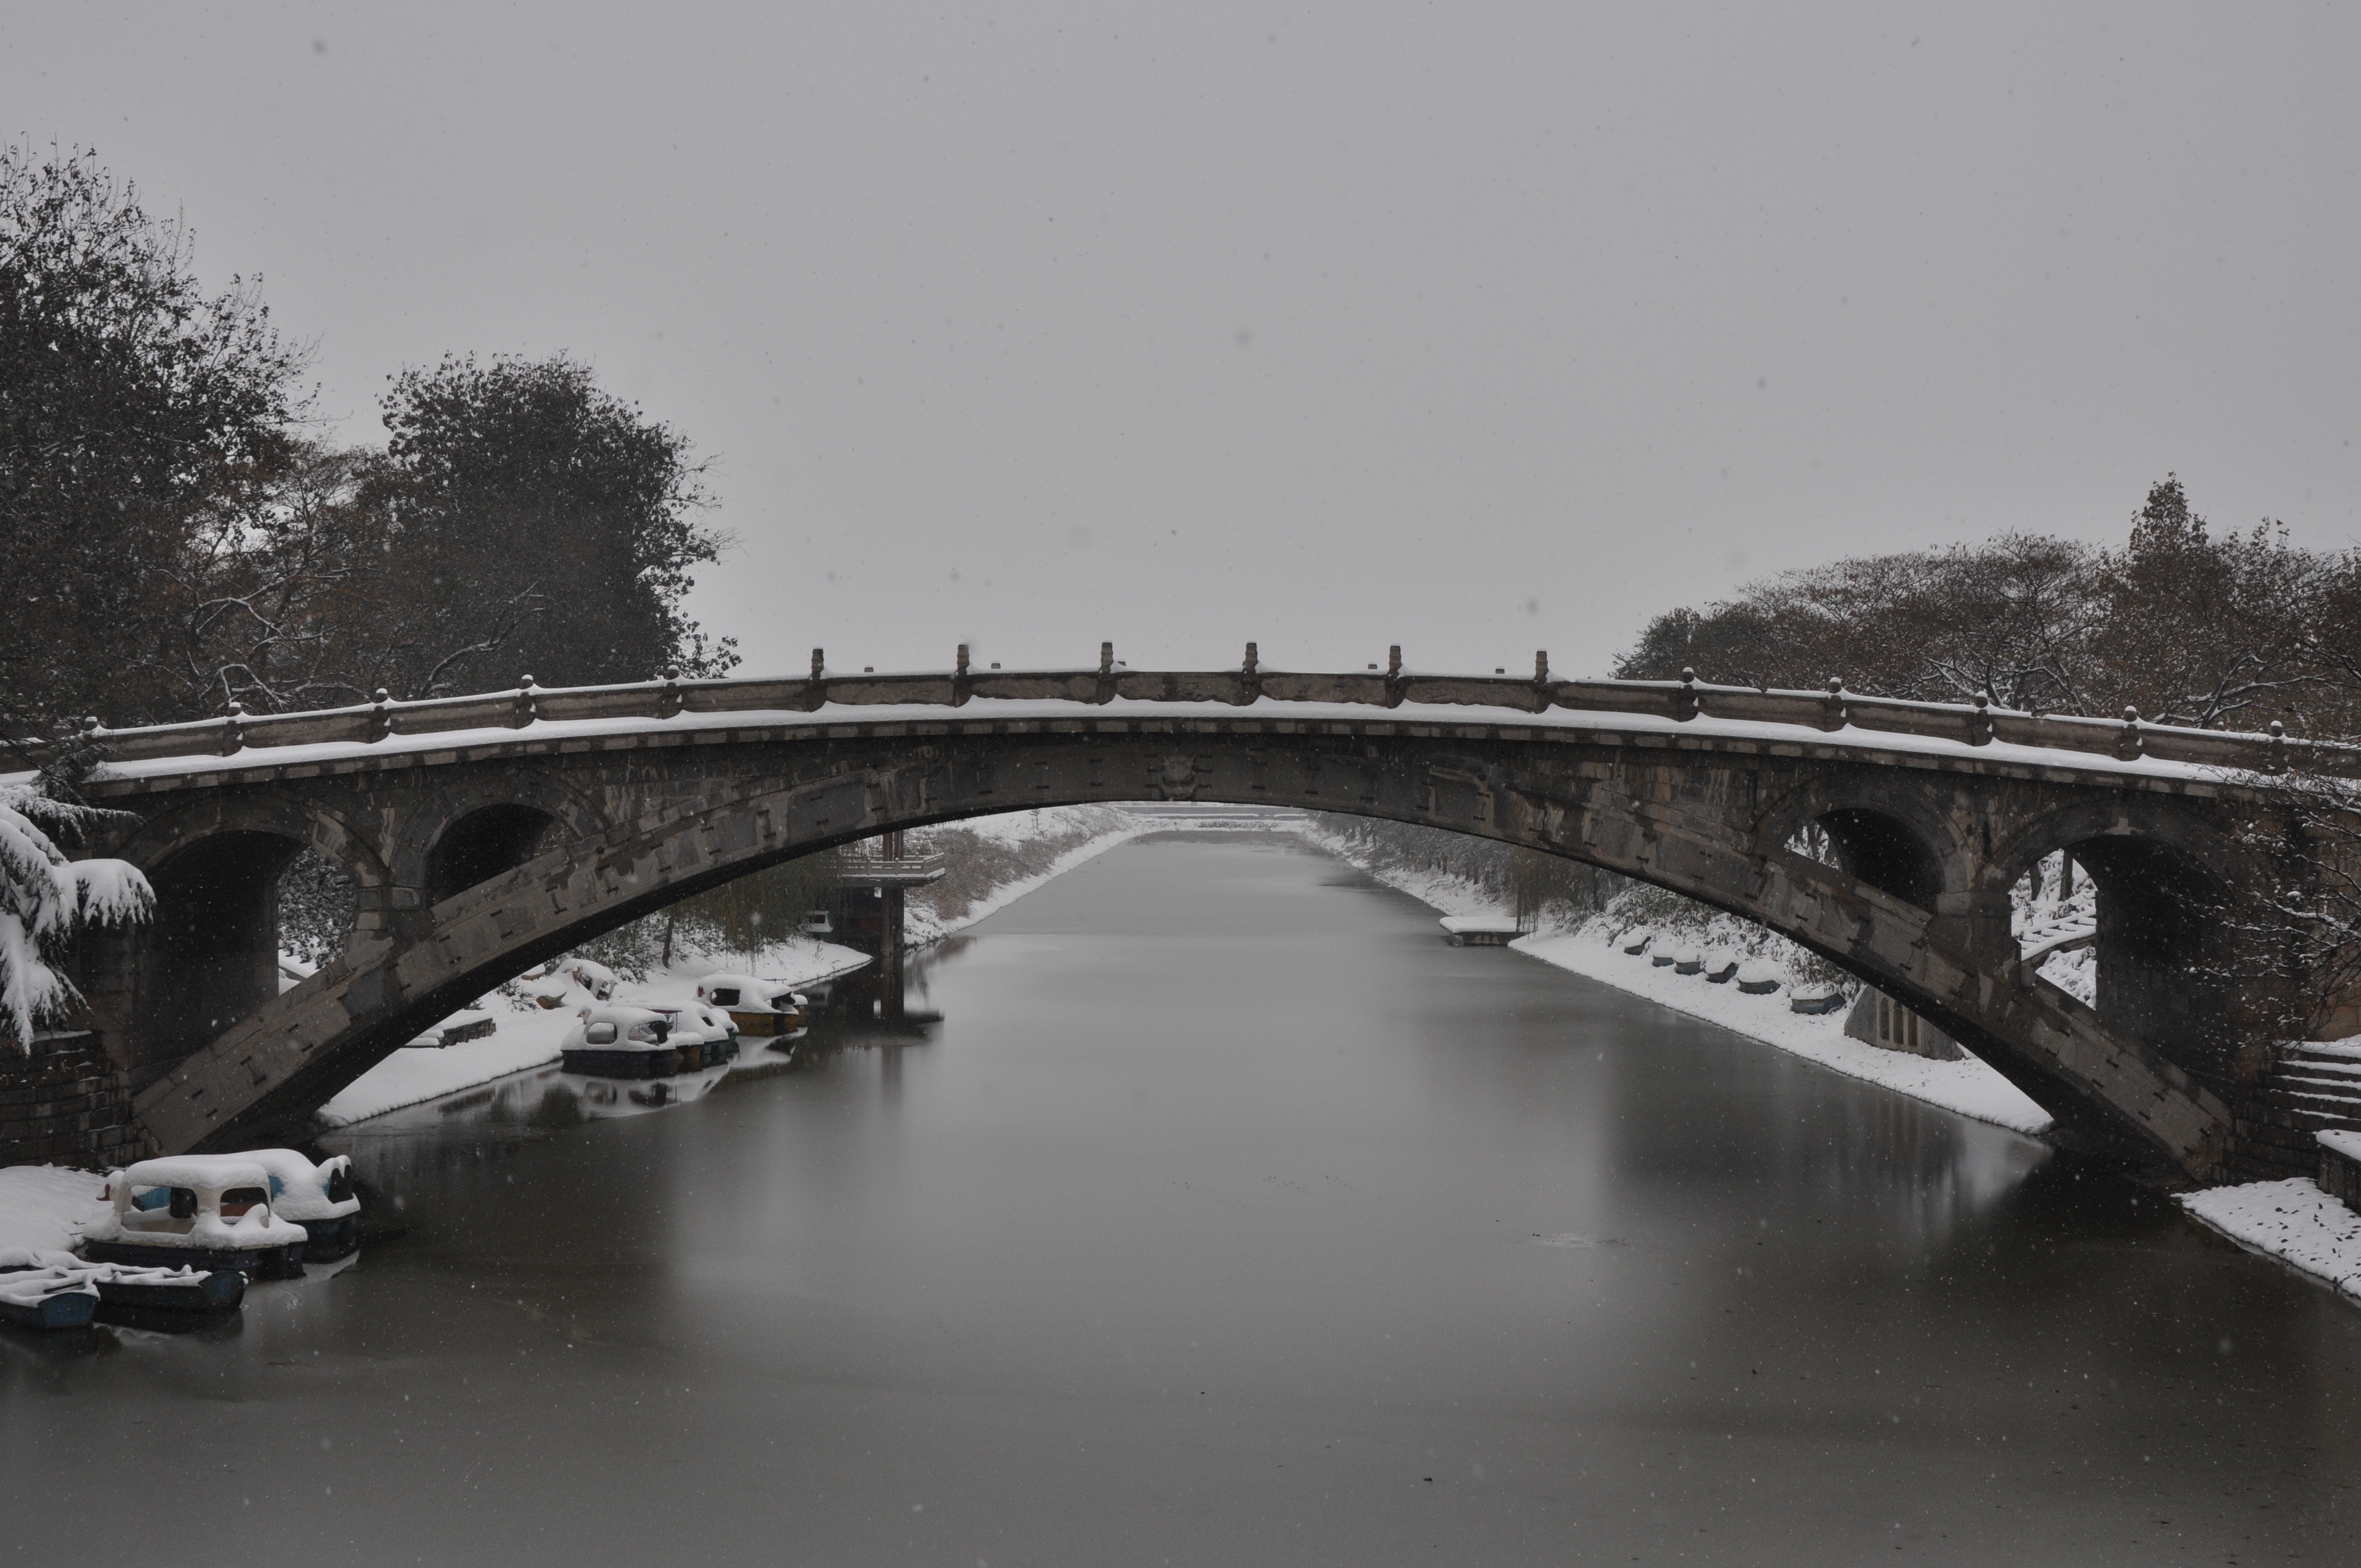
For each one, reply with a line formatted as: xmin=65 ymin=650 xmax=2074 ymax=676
xmin=837 ymin=831 xmax=941 ymax=1025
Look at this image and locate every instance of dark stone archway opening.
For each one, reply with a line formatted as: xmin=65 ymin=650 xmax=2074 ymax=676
xmin=428 ymin=805 xmax=562 ymax=905
xmin=1811 ymin=808 xmax=1944 ymax=910
xmin=2065 ymin=836 xmax=2239 ymax=1086
xmin=132 ymin=830 xmax=307 ymax=1071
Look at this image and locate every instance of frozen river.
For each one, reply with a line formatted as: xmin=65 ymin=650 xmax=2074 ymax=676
xmin=7 ymin=836 xmax=2360 ymax=1563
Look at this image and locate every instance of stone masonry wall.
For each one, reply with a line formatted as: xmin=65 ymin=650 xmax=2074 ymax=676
xmin=0 ymin=1033 xmax=149 ymax=1169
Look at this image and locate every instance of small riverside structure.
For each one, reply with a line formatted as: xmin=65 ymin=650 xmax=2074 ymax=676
xmin=1845 ymin=987 xmax=1966 ymax=1061
xmin=1439 ymin=915 xmax=1520 ymax=947
xmin=837 ymin=830 xmax=947 ymax=1019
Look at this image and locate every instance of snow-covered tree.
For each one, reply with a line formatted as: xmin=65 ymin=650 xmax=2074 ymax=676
xmin=0 ymin=782 xmax=152 ymax=1052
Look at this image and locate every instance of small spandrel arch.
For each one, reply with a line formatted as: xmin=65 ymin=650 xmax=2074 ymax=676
xmin=1786 ymin=806 xmax=1946 ymax=910
xmin=426 ymin=804 xmax=566 ymax=906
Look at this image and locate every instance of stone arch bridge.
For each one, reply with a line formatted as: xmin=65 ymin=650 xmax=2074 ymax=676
xmin=32 ymin=652 xmax=2338 ymax=1182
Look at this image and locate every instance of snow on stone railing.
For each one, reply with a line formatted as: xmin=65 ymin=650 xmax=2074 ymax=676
xmin=21 ymin=648 xmax=2346 ymax=778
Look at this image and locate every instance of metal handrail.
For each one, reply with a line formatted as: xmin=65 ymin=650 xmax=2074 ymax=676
xmin=837 ymin=848 xmax=950 ymax=872
xmin=29 ymin=652 xmax=2340 ymax=777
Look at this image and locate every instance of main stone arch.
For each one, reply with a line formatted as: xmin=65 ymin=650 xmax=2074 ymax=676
xmin=101 ymin=720 xmax=2244 ymax=1180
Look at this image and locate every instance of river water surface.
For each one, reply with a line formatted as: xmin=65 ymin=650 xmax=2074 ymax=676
xmin=6 ymin=836 xmax=2359 ymax=1564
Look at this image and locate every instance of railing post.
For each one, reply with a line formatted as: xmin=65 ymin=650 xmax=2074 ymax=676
xmin=2117 ymin=706 xmax=2144 ymax=761
xmin=1676 ymin=667 xmax=1701 ymax=722
xmin=1968 ymin=691 xmax=1993 ymax=746
xmin=1241 ymin=642 xmax=1261 ymax=705
xmin=953 ymin=644 xmax=972 ymax=706
xmin=220 ymin=701 xmax=245 ymax=756
xmin=514 ymin=675 xmax=538 ymax=728
xmin=1385 ymin=645 xmax=1405 ymax=707
xmin=806 ymin=649 xmax=826 ymax=712
xmin=1821 ymin=677 xmax=1848 ymax=732
xmin=2267 ymin=720 xmax=2288 ymax=775
xmin=1095 ymin=642 xmax=1117 ymax=705
xmin=369 ymin=688 xmax=395 ymax=742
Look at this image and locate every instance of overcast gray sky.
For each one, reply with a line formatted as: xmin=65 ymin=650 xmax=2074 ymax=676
xmin=9 ymin=4 xmax=2359 ymax=681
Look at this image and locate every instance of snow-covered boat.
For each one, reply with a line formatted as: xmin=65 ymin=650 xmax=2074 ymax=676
xmin=1671 ymin=945 xmax=1705 ymax=974
xmin=1702 ymin=950 xmax=1740 ymax=983
xmin=1789 ymin=985 xmax=1847 ymax=1015
xmin=1734 ymin=960 xmax=1783 ymax=995
xmin=0 ymin=1249 xmax=246 ymax=1323
xmin=0 ymin=1250 xmax=98 ymax=1330
xmin=639 ymin=1001 xmax=740 ymax=1070
xmin=243 ymin=1150 xmax=362 ymax=1260
xmin=695 ymin=972 xmax=807 ymax=1036
xmin=531 ymin=958 xmax=620 ymax=1009
xmin=79 ymin=1157 xmax=310 ymax=1277
xmin=559 ymin=1005 xmax=683 ymax=1079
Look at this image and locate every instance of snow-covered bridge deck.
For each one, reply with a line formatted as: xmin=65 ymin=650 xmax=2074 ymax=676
xmin=26 ymin=655 xmax=2325 ymax=794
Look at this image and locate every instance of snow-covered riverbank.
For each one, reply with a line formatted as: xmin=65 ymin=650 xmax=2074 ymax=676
xmin=904 ymin=805 xmax=1152 ymax=945
xmin=312 ymin=937 xmax=872 ymax=1128
xmin=1297 ymin=822 xmax=2055 ymax=1137
xmin=0 ymin=1163 xmax=106 ymax=1256
xmin=2180 ymin=1177 xmax=2361 ymax=1303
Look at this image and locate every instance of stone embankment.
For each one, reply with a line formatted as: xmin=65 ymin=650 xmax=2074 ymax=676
xmin=0 ymin=1035 xmax=145 ymax=1169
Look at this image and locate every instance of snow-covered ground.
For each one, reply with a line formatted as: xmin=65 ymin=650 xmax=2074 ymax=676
xmin=0 ymin=1163 xmax=108 ymax=1256
xmin=1297 ymin=821 xmax=2055 ymax=1137
xmin=2180 ymin=1177 xmax=2361 ymax=1303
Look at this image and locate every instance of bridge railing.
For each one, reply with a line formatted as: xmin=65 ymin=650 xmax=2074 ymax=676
xmin=32 ymin=661 xmax=2338 ymax=777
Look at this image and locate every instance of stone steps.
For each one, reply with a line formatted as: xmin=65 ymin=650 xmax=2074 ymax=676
xmin=2231 ymin=1049 xmax=2361 ymax=1180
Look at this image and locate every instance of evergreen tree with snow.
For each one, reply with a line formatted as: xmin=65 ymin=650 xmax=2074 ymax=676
xmin=0 ymin=782 xmax=151 ymax=1053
